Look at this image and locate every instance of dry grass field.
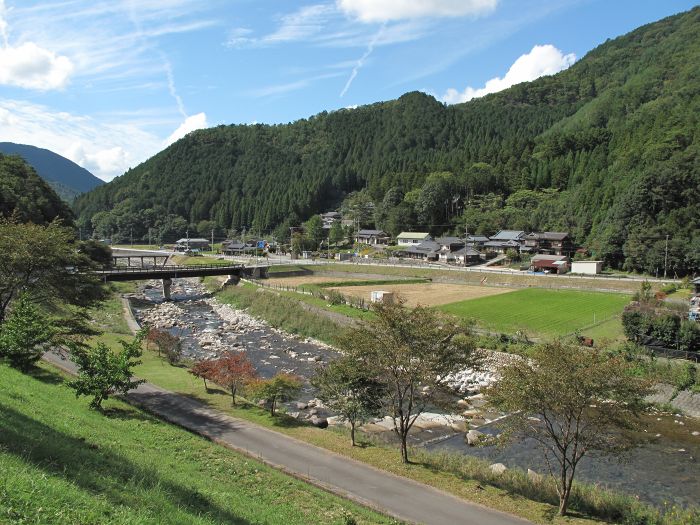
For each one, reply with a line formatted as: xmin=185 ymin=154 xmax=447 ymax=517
xmin=267 ymin=275 xmax=369 ymax=287
xmin=329 ymin=282 xmax=514 ymax=307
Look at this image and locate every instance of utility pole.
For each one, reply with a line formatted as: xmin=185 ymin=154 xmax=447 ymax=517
xmin=148 ymin=227 xmax=152 ymax=248
xmin=664 ymin=234 xmax=669 ymax=278
xmin=130 ymin=226 xmax=133 ymax=247
xmin=186 ymin=229 xmax=189 ymax=252
xmin=211 ymin=228 xmax=215 ymax=254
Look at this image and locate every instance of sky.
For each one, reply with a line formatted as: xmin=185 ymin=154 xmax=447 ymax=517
xmin=0 ymin=0 xmax=696 ymax=181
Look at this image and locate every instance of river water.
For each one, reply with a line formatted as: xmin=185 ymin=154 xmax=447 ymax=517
xmin=129 ymin=278 xmax=700 ymax=508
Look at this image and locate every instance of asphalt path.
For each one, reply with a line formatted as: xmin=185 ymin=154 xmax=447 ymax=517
xmin=43 ymin=351 xmax=529 ymax=525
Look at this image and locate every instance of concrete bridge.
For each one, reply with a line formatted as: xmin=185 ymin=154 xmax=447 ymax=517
xmin=96 ymin=263 xmax=269 ymax=300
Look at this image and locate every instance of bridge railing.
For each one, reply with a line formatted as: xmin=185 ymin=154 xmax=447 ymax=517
xmin=97 ymin=263 xmax=247 ymax=274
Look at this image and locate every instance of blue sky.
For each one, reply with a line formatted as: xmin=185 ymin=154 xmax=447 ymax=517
xmin=0 ymin=0 xmax=696 ymax=181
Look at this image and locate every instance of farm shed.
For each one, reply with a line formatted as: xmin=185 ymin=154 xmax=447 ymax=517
xmin=530 ymin=254 xmax=570 ymax=274
xmin=571 ymin=261 xmax=603 ymax=275
xmin=370 ymin=290 xmax=395 ymax=304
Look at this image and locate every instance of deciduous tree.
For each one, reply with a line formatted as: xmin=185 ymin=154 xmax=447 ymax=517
xmin=248 ymin=373 xmax=302 ymax=416
xmin=69 ymin=331 xmax=146 ymax=410
xmin=210 ymin=352 xmax=257 ymax=405
xmin=340 ymin=300 xmax=480 ymax=463
xmin=312 ymin=356 xmax=384 ymax=446
xmin=0 ymin=219 xmax=104 ymax=324
xmin=485 ymin=341 xmax=652 ymax=516
xmin=189 ymin=359 xmax=216 ymax=391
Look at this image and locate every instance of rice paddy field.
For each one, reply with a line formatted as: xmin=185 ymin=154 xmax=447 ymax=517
xmin=440 ymin=288 xmax=629 ymax=338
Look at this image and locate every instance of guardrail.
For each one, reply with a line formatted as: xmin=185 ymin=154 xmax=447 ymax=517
xmin=98 ymin=263 xmax=248 ymax=274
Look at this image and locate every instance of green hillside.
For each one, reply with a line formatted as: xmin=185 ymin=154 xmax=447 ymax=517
xmin=0 ymin=153 xmax=74 ymax=225
xmin=75 ymin=8 xmax=700 ymax=274
xmin=0 ymin=142 xmax=103 ymax=202
xmin=0 ymin=363 xmax=392 ymax=525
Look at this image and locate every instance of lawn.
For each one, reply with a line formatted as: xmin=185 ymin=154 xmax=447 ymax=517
xmin=0 ymin=364 xmax=394 ymax=525
xmin=440 ymin=288 xmax=629 ymax=338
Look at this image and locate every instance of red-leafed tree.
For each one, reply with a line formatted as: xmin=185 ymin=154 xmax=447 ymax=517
xmin=211 ymin=352 xmax=257 ymax=405
xmin=189 ymin=359 xmax=216 ymax=391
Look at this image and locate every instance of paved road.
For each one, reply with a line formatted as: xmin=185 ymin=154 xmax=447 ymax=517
xmin=44 ymin=351 xmax=529 ymax=525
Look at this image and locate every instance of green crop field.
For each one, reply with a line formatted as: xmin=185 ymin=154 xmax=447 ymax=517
xmin=0 ymin=364 xmax=393 ymax=525
xmin=440 ymin=288 xmax=629 ymax=338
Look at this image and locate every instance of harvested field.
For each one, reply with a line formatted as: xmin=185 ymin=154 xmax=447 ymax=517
xmin=328 ymin=282 xmax=514 ymax=307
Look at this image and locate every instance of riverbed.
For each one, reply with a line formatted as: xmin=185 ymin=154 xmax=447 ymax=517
xmin=128 ymin=278 xmax=700 ymax=508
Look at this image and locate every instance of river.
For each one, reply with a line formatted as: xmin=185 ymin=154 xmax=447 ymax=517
xmin=128 ymin=278 xmax=700 ymax=508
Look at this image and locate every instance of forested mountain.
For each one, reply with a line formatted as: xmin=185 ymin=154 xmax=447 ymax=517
xmin=0 ymin=143 xmax=103 ymax=202
xmin=0 ymin=153 xmax=74 ymax=225
xmin=75 ymin=7 xmax=700 ymax=275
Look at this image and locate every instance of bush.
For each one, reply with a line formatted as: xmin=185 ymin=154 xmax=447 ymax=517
xmin=661 ymin=283 xmax=678 ymax=294
xmin=678 ymin=321 xmax=700 ymax=353
xmin=650 ymin=315 xmax=681 ymax=347
xmin=325 ymin=289 xmax=345 ymax=306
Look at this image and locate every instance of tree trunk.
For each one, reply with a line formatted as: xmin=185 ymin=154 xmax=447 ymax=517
xmin=400 ymin=432 xmax=409 ymax=463
xmin=203 ymin=378 xmax=208 ymax=391
xmin=558 ymin=469 xmax=572 ymax=516
xmin=231 ymin=385 xmax=237 ymax=406
xmin=270 ymin=396 xmax=276 ymax=416
xmin=350 ymin=421 xmax=356 ymax=447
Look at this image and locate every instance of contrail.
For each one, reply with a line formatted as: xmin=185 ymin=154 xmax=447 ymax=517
xmin=163 ymin=57 xmax=187 ymax=118
xmin=340 ymin=23 xmax=385 ymax=98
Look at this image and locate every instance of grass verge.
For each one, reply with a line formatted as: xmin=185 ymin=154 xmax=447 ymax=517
xmin=0 ymin=363 xmax=395 ymax=525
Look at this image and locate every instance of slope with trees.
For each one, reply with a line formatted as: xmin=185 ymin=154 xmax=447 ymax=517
xmin=75 ymin=8 xmax=700 ymax=274
xmin=0 ymin=142 xmax=103 ymax=202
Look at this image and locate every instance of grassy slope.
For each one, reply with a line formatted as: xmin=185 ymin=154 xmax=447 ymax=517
xmin=440 ymin=288 xmax=629 ymax=338
xmin=0 ymin=364 xmax=393 ymax=525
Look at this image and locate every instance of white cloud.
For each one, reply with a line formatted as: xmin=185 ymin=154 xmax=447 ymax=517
xmin=0 ymin=1 xmax=74 ymax=90
xmin=164 ymin=112 xmax=208 ymax=146
xmin=441 ymin=44 xmax=575 ymax=104
xmin=0 ymin=98 xmax=164 ymax=180
xmin=337 ymin=0 xmax=498 ymax=22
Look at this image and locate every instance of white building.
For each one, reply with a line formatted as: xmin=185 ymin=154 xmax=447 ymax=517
xmin=571 ymin=261 xmax=603 ymax=275
xmin=396 ymin=232 xmax=431 ymax=246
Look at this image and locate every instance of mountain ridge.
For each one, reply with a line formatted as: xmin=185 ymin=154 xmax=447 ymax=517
xmin=0 ymin=142 xmax=103 ymax=202
xmin=74 ymin=7 xmax=699 ymax=274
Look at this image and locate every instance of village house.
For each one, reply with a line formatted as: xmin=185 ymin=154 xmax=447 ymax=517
xmin=483 ymin=230 xmax=525 ymax=253
xmin=355 ymin=229 xmax=390 ymax=245
xmin=397 ymin=231 xmax=432 ymax=246
xmin=175 ymin=238 xmax=210 ymax=252
xmin=221 ymin=240 xmax=246 ymax=255
xmin=397 ymin=240 xmax=440 ymax=260
xmin=523 ymin=232 xmax=573 ymax=256
xmin=449 ymin=246 xmax=482 ymax=265
xmin=320 ymin=211 xmax=342 ymax=235
xmin=466 ymin=234 xmax=490 ymax=248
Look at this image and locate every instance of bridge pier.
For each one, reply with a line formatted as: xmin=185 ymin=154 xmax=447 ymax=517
xmin=224 ymin=274 xmax=240 ymax=287
xmin=162 ymin=278 xmax=172 ymax=300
